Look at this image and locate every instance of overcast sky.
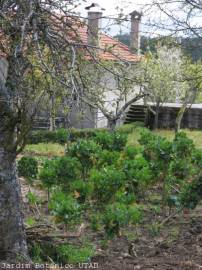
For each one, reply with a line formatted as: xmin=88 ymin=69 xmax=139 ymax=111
xmin=75 ymin=0 xmax=202 ymax=37
xmin=75 ymin=0 xmax=153 ymax=35
xmin=77 ymin=0 xmax=152 ymax=16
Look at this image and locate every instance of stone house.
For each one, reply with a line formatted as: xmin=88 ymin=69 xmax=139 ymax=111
xmin=67 ymin=9 xmax=142 ymax=129
xmin=0 ymin=9 xmax=141 ymax=130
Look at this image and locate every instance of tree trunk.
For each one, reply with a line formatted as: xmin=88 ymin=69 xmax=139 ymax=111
xmin=0 ymin=59 xmax=29 ymax=261
xmin=153 ymin=105 xmax=160 ymax=130
xmin=175 ymin=106 xmax=186 ymax=133
xmin=0 ymin=148 xmax=29 ymax=262
xmin=107 ymin=118 xmax=117 ymax=131
xmin=49 ymin=95 xmax=56 ymax=131
xmin=49 ymin=114 xmax=56 ymax=131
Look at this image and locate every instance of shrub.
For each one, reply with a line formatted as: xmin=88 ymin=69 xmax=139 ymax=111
xmin=66 ymin=139 xmax=101 ymax=180
xmin=95 ymin=150 xmax=120 ymax=168
xmin=192 ymin=149 xmax=202 ymax=168
xmin=115 ymin=191 xmax=136 ymax=205
xmin=139 ymin=130 xmax=202 ymax=209
xmin=39 ymin=157 xmax=81 ymax=193
xmin=139 ymin=129 xmax=172 ymax=163
xmin=54 ymin=157 xmax=81 ymax=189
xmin=70 ymin=180 xmax=93 ymax=203
xmin=28 ymin=129 xmax=69 ymax=145
xmin=112 ymin=132 xmax=128 ymax=151
xmin=102 ymin=202 xmax=142 ymax=237
xmin=179 ymin=174 xmax=202 ymax=210
xmin=122 ymin=145 xmax=142 ymax=160
xmin=69 ymin=128 xmax=107 ymax=142
xmin=121 ymin=155 xmax=152 ymax=195
xmin=172 ymin=132 xmax=194 ymax=158
xmin=94 ymin=132 xmax=127 ymax=151
xmin=90 ymin=166 xmax=126 ymax=204
xmin=18 ymin=156 xmax=38 ymax=181
xmin=39 ymin=158 xmax=58 ymax=196
xmin=139 ymin=129 xmax=172 ymax=178
xmin=89 ymin=213 xmax=102 ymax=231
xmin=94 ymin=132 xmax=113 ymax=150
xmin=49 ymin=192 xmax=82 ymax=229
xmin=55 ymin=129 xmax=69 ymax=144
xmin=168 ymin=159 xmax=195 ymax=181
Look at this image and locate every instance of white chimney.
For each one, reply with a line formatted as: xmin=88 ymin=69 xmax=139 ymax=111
xmin=87 ymin=11 xmax=102 ymax=47
xmin=130 ymin=11 xmax=142 ymax=54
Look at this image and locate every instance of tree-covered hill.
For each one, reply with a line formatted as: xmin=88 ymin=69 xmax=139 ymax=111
xmin=115 ymin=34 xmax=202 ymax=62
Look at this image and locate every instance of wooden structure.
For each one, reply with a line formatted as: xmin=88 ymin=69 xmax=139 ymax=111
xmin=124 ymin=102 xmax=202 ymax=129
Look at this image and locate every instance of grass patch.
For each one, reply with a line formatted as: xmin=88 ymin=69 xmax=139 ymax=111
xmin=57 ymin=244 xmax=95 ymax=264
xmin=24 ymin=143 xmax=65 ymax=157
xmin=127 ymin=128 xmax=202 ymax=149
xmin=23 ymin=128 xmax=202 ymax=157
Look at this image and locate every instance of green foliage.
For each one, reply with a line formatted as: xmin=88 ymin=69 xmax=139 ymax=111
xmin=69 ymin=128 xmax=107 ymax=142
xmin=139 ymin=129 xmax=202 ymax=209
xmin=28 ymin=129 xmax=69 ymax=145
xmin=30 ymin=243 xmax=43 ymax=263
xmin=172 ymin=132 xmax=194 ymax=158
xmin=121 ymin=155 xmax=153 ymax=194
xmin=95 ymin=150 xmax=120 ymax=168
xmin=116 ymin=122 xmax=144 ymax=134
xmin=25 ymin=217 xmax=36 ymax=227
xmin=54 ymin=157 xmax=81 ymax=188
xmin=94 ymin=131 xmax=127 ymax=151
xmin=66 ymin=139 xmax=101 ymax=180
xmin=18 ymin=156 xmax=38 ymax=181
xmin=147 ymin=222 xmax=161 ymax=237
xmin=70 ymin=180 xmax=93 ymax=203
xmin=139 ymin=129 xmax=172 ymax=179
xmin=168 ymin=159 xmax=194 ymax=181
xmin=122 ymin=145 xmax=142 ymax=160
xmin=49 ymin=192 xmax=82 ymax=227
xmin=56 ymin=244 xmax=94 ymax=264
xmin=89 ymin=213 xmax=102 ymax=231
xmin=39 ymin=157 xmax=81 ymax=193
xmin=139 ymin=129 xmax=172 ymax=162
xmin=91 ymin=166 xmax=126 ymax=204
xmin=192 ymin=149 xmax=202 ymax=168
xmin=115 ymin=191 xmax=136 ymax=205
xmin=39 ymin=158 xmax=57 ymax=190
xmin=180 ymin=174 xmax=202 ymax=209
xmin=102 ymin=203 xmax=142 ymax=237
xmin=26 ymin=192 xmax=41 ymax=205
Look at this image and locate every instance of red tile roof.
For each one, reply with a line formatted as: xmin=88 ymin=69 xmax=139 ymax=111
xmin=0 ymin=16 xmax=139 ymax=62
xmin=77 ymin=25 xmax=140 ymax=62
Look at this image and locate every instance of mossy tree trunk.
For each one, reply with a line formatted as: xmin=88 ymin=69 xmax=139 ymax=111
xmin=0 ymin=148 xmax=28 ymax=261
xmin=0 ymin=67 xmax=29 ymax=262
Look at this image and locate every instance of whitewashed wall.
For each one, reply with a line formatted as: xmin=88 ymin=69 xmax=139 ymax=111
xmin=96 ymin=71 xmax=141 ymax=128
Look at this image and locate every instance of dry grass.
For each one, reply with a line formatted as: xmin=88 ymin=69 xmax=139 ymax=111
xmin=24 ymin=143 xmax=65 ymax=157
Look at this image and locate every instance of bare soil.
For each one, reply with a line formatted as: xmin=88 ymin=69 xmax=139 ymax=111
xmin=91 ymin=215 xmax=202 ymax=270
xmin=10 ymin=179 xmax=202 ymax=270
